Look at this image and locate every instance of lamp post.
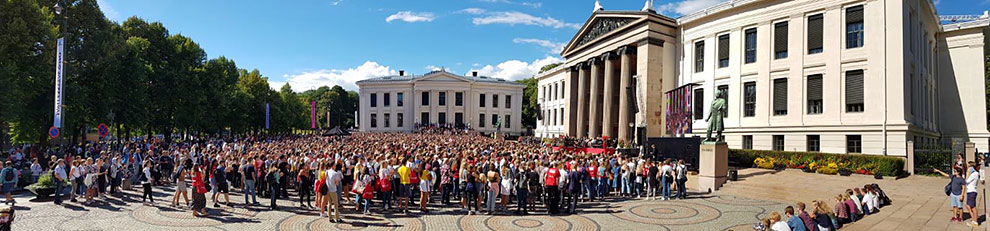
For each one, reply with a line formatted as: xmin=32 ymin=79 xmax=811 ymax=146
xmin=53 ymin=0 xmax=67 ymax=146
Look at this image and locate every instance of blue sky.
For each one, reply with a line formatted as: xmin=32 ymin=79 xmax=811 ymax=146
xmin=96 ymin=0 xmax=986 ymax=91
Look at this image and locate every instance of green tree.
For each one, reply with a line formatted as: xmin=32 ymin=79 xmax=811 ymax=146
xmin=0 ymin=0 xmax=57 ymax=144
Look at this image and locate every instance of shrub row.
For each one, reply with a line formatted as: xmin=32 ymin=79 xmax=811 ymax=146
xmin=729 ymin=149 xmax=905 ymax=176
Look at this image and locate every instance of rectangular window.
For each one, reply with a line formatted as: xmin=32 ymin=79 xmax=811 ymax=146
xmin=438 ymin=92 xmax=446 ymax=106
xmin=846 ymin=70 xmax=864 ymax=112
xmin=742 ymin=135 xmax=753 ymax=149
xmin=493 ymin=94 xmax=499 ymax=108
xmin=773 ymin=78 xmax=788 ymax=115
xmin=695 ymin=41 xmax=705 ymax=72
xmin=371 ymin=114 xmax=377 ymax=128
xmin=384 ymin=113 xmax=390 ymax=127
xmin=807 ymin=74 xmax=823 ymax=114
xmin=397 ymin=113 xmax=403 ymax=127
xmin=846 ymin=5 xmax=864 ymax=49
xmin=397 ymin=93 xmax=404 ymax=107
xmin=506 ymin=95 xmax=512 ymax=108
xmin=744 ymin=82 xmax=756 ymax=117
xmin=717 ymin=85 xmax=729 ymax=118
xmin=438 ymin=112 xmax=446 ymax=125
xmin=505 ymin=115 xmax=511 ymax=128
xmin=370 ymin=93 xmax=377 ymax=107
xmin=694 ymin=88 xmax=705 ymax=119
xmin=455 ymin=92 xmax=463 ymax=106
xmin=421 ymin=92 xmax=430 ymax=106
xmin=807 ymin=135 xmax=820 ymax=152
xmin=718 ymin=34 xmax=730 ymax=68
xmin=480 ymin=94 xmax=486 ymax=107
xmin=773 ymin=135 xmax=785 ymax=151
xmin=807 ymin=14 xmax=824 ymax=54
xmin=491 ymin=114 xmax=498 ymax=126
xmin=479 ymin=113 xmax=485 ymax=127
xmin=421 ymin=112 xmax=429 ymax=126
xmin=383 ymin=93 xmax=390 ymax=107
xmin=847 ymin=135 xmax=862 ymax=153
xmin=455 ymin=112 xmax=463 ymax=126
xmin=774 ymin=22 xmax=789 ymax=59
xmin=745 ymin=28 xmax=757 ymax=64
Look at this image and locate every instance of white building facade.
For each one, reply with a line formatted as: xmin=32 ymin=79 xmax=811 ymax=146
xmin=357 ymin=70 xmax=525 ymax=135
xmin=535 ymin=0 xmax=990 ymax=157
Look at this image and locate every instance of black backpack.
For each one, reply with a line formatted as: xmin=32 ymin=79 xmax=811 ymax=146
xmin=3 ymin=168 xmax=14 ymax=181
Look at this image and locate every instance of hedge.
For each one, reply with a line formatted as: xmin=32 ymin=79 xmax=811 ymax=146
xmin=729 ymin=149 xmax=905 ymax=176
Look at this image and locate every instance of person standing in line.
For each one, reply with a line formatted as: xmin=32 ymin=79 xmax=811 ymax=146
xmin=515 ymin=163 xmax=531 ymax=215
xmin=316 ymin=162 xmax=327 ymax=215
xmin=172 ymin=163 xmax=189 ymax=207
xmin=396 ymin=160 xmax=411 ymax=214
xmin=660 ymin=159 xmax=673 ymax=201
xmin=964 ymin=161 xmax=981 ymax=227
xmin=378 ymin=164 xmax=393 ymax=213
xmin=675 ymin=159 xmax=688 ymax=199
xmin=567 ymin=163 xmax=582 ymax=214
xmin=213 ymin=161 xmax=230 ymax=207
xmin=141 ymin=161 xmax=155 ymax=205
xmin=326 ymin=163 xmax=343 ymax=223
xmin=484 ymin=164 xmax=499 ymax=215
xmin=191 ymin=164 xmax=208 ymax=217
xmin=419 ymin=166 xmax=433 ymax=213
xmin=297 ymin=163 xmax=313 ymax=208
xmin=53 ymin=159 xmax=67 ymax=205
xmin=242 ymin=159 xmax=259 ymax=206
xmin=267 ymin=166 xmax=281 ymax=210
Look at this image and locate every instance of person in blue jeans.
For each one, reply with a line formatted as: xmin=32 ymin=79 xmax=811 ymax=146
xmin=660 ymin=160 xmax=673 ymax=200
xmin=242 ymin=163 xmax=258 ymax=205
xmin=53 ymin=159 xmax=68 ymax=205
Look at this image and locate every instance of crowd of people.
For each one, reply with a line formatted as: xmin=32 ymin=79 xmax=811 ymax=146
xmin=757 ymin=183 xmax=891 ymax=231
xmin=9 ymin=132 xmax=696 ymax=223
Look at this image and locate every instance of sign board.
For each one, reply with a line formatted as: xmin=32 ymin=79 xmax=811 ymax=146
xmin=48 ymin=126 xmax=60 ymax=139
xmin=97 ymin=123 xmax=109 ymax=137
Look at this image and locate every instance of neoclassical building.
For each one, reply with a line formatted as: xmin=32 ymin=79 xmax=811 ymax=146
xmin=535 ymin=0 xmax=990 ymax=156
xmin=357 ymin=70 xmax=525 ymax=135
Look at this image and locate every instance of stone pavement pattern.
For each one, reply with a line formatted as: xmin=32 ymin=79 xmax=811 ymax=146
xmin=11 ymin=168 xmax=980 ymax=230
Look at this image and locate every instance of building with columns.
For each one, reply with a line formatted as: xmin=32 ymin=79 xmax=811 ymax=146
xmin=357 ymin=70 xmax=524 ymax=135
xmin=535 ymin=0 xmax=990 ymax=157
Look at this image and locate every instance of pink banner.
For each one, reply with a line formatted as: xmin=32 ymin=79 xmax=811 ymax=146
xmin=310 ymin=101 xmax=317 ymax=129
xmin=551 ymin=146 xmax=615 ymax=155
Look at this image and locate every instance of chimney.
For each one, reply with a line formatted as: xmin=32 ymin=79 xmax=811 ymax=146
xmin=399 ymin=70 xmax=405 ymax=76
xmin=472 ymin=71 xmax=478 ymax=77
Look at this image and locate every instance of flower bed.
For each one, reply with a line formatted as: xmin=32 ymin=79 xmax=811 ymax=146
xmin=729 ymin=149 xmax=905 ymax=176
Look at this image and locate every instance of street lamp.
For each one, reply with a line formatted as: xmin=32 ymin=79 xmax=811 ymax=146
xmin=54 ymin=2 xmax=63 ymax=15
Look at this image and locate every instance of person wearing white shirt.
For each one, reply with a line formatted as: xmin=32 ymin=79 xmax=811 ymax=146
xmin=964 ymin=163 xmax=981 ymax=227
xmin=862 ymin=189 xmax=876 ymax=214
xmin=325 ymin=165 xmax=343 ymax=223
xmin=53 ymin=159 xmax=67 ymax=205
xmin=30 ymin=159 xmax=43 ymax=183
xmin=770 ymin=211 xmax=791 ymax=231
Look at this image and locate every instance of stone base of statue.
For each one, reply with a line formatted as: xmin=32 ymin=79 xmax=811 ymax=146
xmin=698 ymin=141 xmax=728 ymax=192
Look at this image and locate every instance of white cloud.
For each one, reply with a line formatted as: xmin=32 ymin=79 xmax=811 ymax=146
xmin=386 ymin=11 xmax=436 ymax=23
xmin=472 ymin=11 xmax=580 ymax=29
xmin=96 ymin=0 xmax=121 ymax=21
xmin=424 ymin=65 xmax=454 ymax=73
xmin=513 ymin=38 xmax=565 ymax=54
xmin=657 ymin=0 xmax=724 ymax=16
xmin=458 ymin=8 xmax=486 ymax=14
xmin=276 ymin=61 xmax=398 ymax=92
xmin=330 ymin=0 xmax=343 ymax=6
xmin=468 ymin=56 xmax=564 ymax=81
xmin=478 ymin=0 xmax=541 ymax=8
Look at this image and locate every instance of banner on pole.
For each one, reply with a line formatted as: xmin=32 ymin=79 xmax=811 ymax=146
xmin=265 ymin=103 xmax=270 ymax=130
xmin=310 ymin=101 xmax=316 ymax=129
xmin=53 ymin=38 xmax=64 ymax=128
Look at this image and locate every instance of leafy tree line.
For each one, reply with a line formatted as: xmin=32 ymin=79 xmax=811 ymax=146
xmin=0 ymin=0 xmax=355 ymax=146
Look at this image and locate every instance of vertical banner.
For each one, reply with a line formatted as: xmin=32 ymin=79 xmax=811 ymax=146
xmin=310 ymin=101 xmax=317 ymax=129
xmin=264 ymin=103 xmax=270 ymax=130
xmin=354 ymin=111 xmax=358 ymax=127
xmin=53 ymin=38 xmax=65 ymax=128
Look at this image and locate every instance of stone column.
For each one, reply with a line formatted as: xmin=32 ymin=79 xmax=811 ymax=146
xmin=617 ymin=46 xmax=635 ymax=143
xmin=588 ymin=57 xmax=604 ymax=138
xmin=602 ymin=51 xmax=618 ymax=139
xmin=576 ymin=64 xmax=590 ymax=138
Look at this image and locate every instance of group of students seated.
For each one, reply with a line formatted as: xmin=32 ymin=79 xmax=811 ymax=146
xmin=757 ymin=184 xmax=888 ymax=231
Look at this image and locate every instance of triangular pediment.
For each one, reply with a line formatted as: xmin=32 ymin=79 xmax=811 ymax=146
xmin=561 ymin=12 xmax=648 ymax=56
xmin=413 ymin=71 xmax=473 ymax=83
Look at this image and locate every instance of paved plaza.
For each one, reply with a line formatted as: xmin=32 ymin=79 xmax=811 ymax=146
xmin=10 ymin=168 xmax=984 ymax=231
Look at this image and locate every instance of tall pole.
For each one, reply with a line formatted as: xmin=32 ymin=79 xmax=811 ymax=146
xmin=53 ymin=0 xmax=67 ymax=148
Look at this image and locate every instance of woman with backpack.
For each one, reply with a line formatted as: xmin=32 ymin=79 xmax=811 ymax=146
xmin=675 ymin=159 xmax=688 ymax=199
xmin=660 ymin=159 xmax=673 ymax=201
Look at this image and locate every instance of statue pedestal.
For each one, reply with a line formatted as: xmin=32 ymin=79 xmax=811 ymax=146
xmin=698 ymin=142 xmax=728 ymax=192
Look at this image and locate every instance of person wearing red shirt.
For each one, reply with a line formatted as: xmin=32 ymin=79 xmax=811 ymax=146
xmin=545 ymin=164 xmax=561 ymax=214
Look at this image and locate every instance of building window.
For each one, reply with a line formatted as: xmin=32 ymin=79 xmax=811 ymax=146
xmin=370 ymin=114 xmax=377 ymax=128
xmin=718 ymin=34 xmax=730 ymax=68
xmin=455 ymin=92 xmax=463 ymax=106
xmin=370 ymin=93 xmax=377 ymax=107
xmin=744 ymin=28 xmax=757 ymax=64
xmin=455 ymin=112 xmax=463 ymax=126
xmin=480 ymin=94 xmax=486 ymax=107
xmin=773 ymin=78 xmax=788 ymax=115
xmin=438 ymin=92 xmax=446 ymax=106
xmin=397 ymin=93 xmax=404 ymax=107
xmin=807 ymin=74 xmax=823 ymax=114
xmin=421 ymin=92 xmax=430 ymax=106
xmin=382 ymin=93 xmax=390 ymax=107
xmin=505 ymin=115 xmax=511 ymax=128
xmin=397 ymin=113 xmax=403 ymax=127
xmin=744 ymin=82 xmax=756 ymax=117
xmin=846 ymin=70 xmax=864 ymax=112
xmin=438 ymin=112 xmax=446 ymax=125
xmin=742 ymin=135 xmax=753 ymax=149
xmin=558 ymin=108 xmax=563 ymax=126
xmin=559 ymin=81 xmax=565 ymax=99
xmin=846 ymin=5 xmax=864 ymax=49
xmin=493 ymin=94 xmax=499 ymax=108
xmin=506 ymin=95 xmax=512 ymax=108
xmin=491 ymin=114 xmax=498 ymax=126
xmin=695 ymin=41 xmax=705 ymax=73
xmin=807 ymin=13 xmax=824 ymax=54
xmin=774 ymin=21 xmax=788 ymax=59
xmin=694 ymin=88 xmax=705 ymax=119
xmin=717 ymin=85 xmax=728 ymax=118
xmin=384 ymin=113 xmax=390 ymax=127
xmin=773 ymin=135 xmax=785 ymax=151
xmin=421 ymin=112 xmax=430 ymax=126
xmin=553 ymin=84 xmax=558 ymax=100
xmin=847 ymin=135 xmax=862 ymax=153
xmin=807 ymin=135 xmax=820 ymax=152
xmin=479 ymin=113 xmax=485 ymax=127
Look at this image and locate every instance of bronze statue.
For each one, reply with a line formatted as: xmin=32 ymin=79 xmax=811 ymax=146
xmin=705 ymin=89 xmax=726 ymax=142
